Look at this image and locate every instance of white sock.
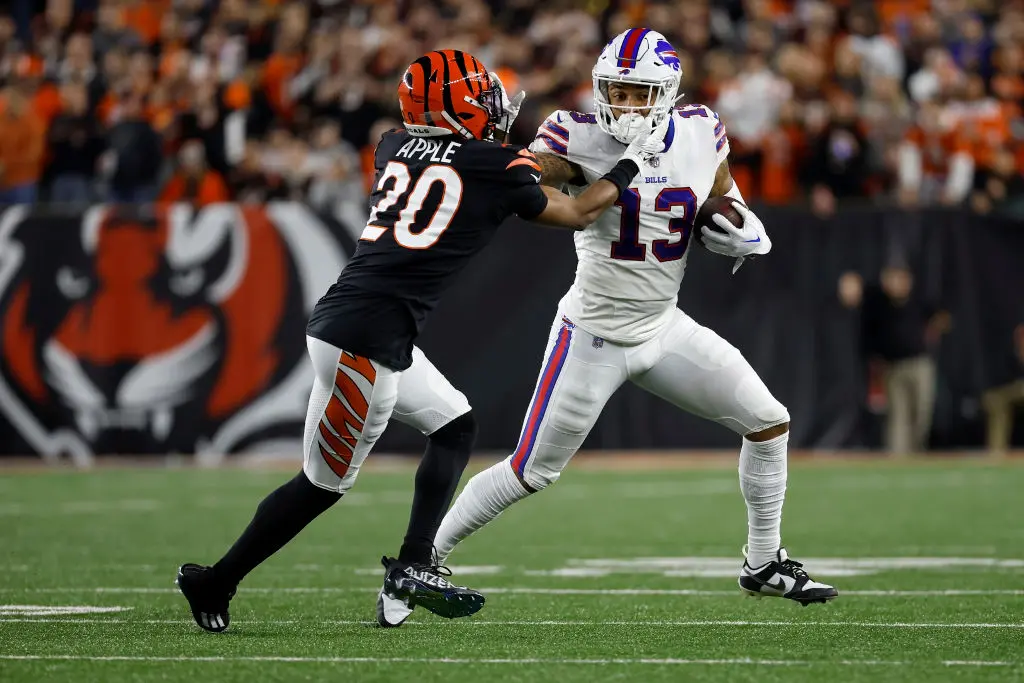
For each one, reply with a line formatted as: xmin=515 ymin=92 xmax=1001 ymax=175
xmin=739 ymin=432 xmax=788 ymax=568
xmin=434 ymin=459 xmax=531 ymax=563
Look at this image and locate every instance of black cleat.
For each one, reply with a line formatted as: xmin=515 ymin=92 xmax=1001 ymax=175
xmin=380 ymin=555 xmax=485 ymax=620
xmin=175 ymin=563 xmax=235 ymax=632
xmin=738 ymin=546 xmax=839 ymax=606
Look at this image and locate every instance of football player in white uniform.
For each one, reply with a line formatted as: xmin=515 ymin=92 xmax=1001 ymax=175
xmin=431 ymin=29 xmax=838 ymax=608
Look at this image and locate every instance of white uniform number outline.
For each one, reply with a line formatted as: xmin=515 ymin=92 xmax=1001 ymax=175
xmin=362 ymin=162 xmax=463 ymax=250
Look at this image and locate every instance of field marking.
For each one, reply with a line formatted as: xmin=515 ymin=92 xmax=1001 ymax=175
xmin=0 ymin=605 xmax=130 ymax=616
xmin=0 ymin=499 xmax=162 ymax=516
xmin=531 ymin=556 xmax=1024 ymax=578
xmin=5 ymin=556 xmax=1021 ymax=579
xmin=0 ymin=618 xmax=1022 ymax=629
xmin=0 ymin=655 xmax=1017 ymax=668
xmin=10 ymin=587 xmax=1024 ymax=597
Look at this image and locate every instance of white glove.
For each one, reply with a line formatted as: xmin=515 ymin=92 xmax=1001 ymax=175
xmin=489 ymin=71 xmax=525 ymax=139
xmin=699 ymin=203 xmax=772 ymax=273
xmin=619 ymin=114 xmax=670 ymax=168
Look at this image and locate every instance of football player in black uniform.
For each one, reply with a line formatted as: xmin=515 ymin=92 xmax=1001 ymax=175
xmin=176 ymin=49 xmax=665 ymax=631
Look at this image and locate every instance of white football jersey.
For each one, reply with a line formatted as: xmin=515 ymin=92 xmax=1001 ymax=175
xmin=529 ymin=105 xmax=730 ymax=344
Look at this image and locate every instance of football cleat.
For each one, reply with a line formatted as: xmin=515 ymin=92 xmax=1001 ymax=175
xmin=738 ymin=546 xmax=839 ymax=606
xmin=176 ymin=563 xmax=235 ymax=632
xmin=379 ymin=555 xmax=485 ymax=620
xmin=376 ymin=585 xmax=414 ymax=628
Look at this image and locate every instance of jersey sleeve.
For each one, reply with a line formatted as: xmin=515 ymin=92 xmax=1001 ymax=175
xmin=501 ymin=145 xmax=549 ymax=220
xmin=528 ymin=110 xmax=572 ymax=158
xmin=465 ymin=142 xmax=548 ymax=220
xmin=710 ymin=109 xmax=730 ymax=166
xmin=677 ymin=104 xmax=730 ymax=167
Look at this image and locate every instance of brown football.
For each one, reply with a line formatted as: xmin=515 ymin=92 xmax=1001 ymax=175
xmin=694 ymin=196 xmax=744 ymax=247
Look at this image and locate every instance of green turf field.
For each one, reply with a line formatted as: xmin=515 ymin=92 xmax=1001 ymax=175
xmin=0 ymin=458 xmax=1022 ymax=682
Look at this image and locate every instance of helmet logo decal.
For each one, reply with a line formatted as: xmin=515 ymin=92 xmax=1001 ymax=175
xmin=654 ymin=40 xmax=680 ymax=71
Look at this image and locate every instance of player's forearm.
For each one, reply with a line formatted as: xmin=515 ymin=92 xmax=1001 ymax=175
xmin=535 ymin=186 xmax=593 ymax=230
xmin=709 ymin=159 xmax=735 ymax=197
xmin=535 ymin=153 xmax=584 ymax=187
xmin=535 ymin=158 xmax=638 ymax=230
xmin=570 ymin=178 xmax=627 ymax=225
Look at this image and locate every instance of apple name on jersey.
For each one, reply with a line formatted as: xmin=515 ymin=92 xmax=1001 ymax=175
xmin=528 ymin=106 xmax=730 ymax=345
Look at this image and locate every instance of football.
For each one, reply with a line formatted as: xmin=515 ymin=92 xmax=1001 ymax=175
xmin=694 ymin=195 xmax=744 ymax=247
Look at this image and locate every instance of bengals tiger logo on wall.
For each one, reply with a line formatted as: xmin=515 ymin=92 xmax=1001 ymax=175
xmin=0 ymin=203 xmax=351 ymax=461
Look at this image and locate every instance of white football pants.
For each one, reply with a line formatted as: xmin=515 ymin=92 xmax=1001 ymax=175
xmin=510 ymin=306 xmax=790 ymax=490
xmin=302 ymin=336 xmax=471 ymax=493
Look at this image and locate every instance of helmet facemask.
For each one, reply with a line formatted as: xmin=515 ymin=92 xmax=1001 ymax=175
xmin=431 ymin=77 xmax=503 ymax=140
xmin=593 ymin=74 xmax=678 ymax=144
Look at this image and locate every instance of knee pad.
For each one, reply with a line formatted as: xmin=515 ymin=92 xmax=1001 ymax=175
xmin=429 ymin=411 xmax=477 ymax=451
xmin=755 ymin=400 xmax=790 ymax=433
xmin=733 ymin=369 xmax=791 ymax=431
xmin=746 ymin=401 xmax=790 ymax=437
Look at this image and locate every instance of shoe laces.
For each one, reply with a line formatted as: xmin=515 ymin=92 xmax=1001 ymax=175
xmin=417 ymin=546 xmax=451 ymax=575
xmin=409 ymin=560 xmax=453 ymax=581
xmin=388 ymin=547 xmax=454 ymax=585
xmin=779 ymin=556 xmax=808 ymax=579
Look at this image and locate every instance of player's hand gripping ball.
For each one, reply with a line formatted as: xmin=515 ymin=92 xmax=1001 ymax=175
xmin=694 ymin=196 xmax=744 ymax=248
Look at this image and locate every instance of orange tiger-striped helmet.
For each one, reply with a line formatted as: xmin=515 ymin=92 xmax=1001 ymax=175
xmin=398 ymin=50 xmax=504 ymax=140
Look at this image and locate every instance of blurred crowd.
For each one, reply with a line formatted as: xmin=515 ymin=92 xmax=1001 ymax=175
xmin=0 ymin=0 xmax=1023 ymax=217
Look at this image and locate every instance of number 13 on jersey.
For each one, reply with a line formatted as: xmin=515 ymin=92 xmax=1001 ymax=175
xmin=611 ymin=187 xmax=697 ymax=262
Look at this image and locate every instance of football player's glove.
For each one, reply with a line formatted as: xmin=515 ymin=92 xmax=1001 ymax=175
xmin=619 ymin=113 xmax=670 ymax=168
xmin=489 ymin=71 xmax=525 ymax=140
xmin=700 ymin=203 xmax=771 ymax=272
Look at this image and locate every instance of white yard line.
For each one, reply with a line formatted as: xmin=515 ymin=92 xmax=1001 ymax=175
xmin=0 ymin=618 xmax=1021 ymax=629
xmin=0 ymin=654 xmax=1016 ymax=667
xmin=9 ymin=587 xmax=1024 ymax=596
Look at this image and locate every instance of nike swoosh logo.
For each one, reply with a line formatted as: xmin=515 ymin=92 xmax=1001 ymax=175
xmin=744 ymin=237 xmax=761 ymax=243
xmin=764 ymin=577 xmax=788 ymax=592
xmin=530 ymin=173 xmax=541 ymax=183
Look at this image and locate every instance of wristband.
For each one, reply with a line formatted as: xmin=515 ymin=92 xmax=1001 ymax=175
xmin=599 ymin=158 xmax=639 ymax=195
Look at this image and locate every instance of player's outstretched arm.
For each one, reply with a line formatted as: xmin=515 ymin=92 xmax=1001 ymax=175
xmin=534 ymin=153 xmax=585 ymax=188
xmin=531 ymin=115 xmax=668 ymax=230
xmin=533 ymin=169 xmax=636 ymax=230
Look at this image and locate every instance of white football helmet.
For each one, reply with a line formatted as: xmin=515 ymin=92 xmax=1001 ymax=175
xmin=592 ymin=28 xmax=683 ymax=144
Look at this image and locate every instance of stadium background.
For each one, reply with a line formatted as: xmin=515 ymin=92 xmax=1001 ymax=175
xmin=0 ymin=0 xmax=1022 ymax=461
xmin=1 ymin=3 xmax=1023 ymax=681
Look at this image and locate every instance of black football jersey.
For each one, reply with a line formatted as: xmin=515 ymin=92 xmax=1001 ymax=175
xmin=307 ymin=129 xmax=549 ymax=371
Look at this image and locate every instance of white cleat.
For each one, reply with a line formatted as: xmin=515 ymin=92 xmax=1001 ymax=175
xmin=738 ymin=546 xmax=839 ymax=606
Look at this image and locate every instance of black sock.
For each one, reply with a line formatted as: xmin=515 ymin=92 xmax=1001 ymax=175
xmin=399 ymin=412 xmax=477 ymax=564
xmin=212 ymin=470 xmax=341 ymax=589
